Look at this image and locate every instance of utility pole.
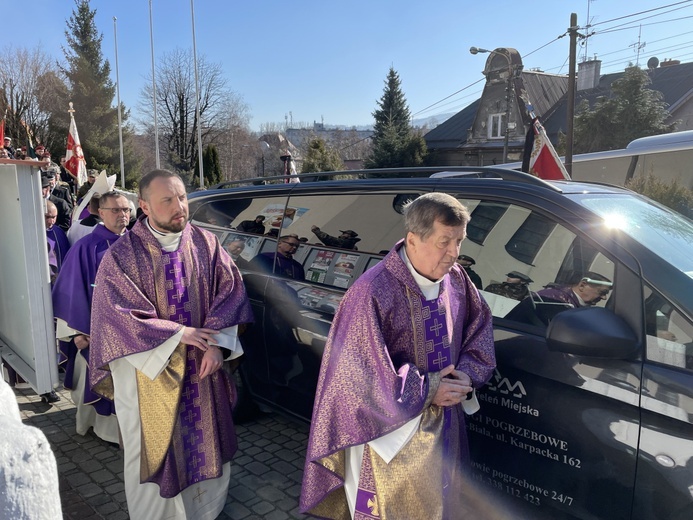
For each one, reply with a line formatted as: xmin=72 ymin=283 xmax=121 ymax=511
xmin=566 ymin=12 xmax=578 ymax=177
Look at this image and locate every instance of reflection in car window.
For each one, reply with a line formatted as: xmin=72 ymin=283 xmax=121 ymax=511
xmin=505 ymin=212 xmax=556 ymax=265
xmin=457 ymin=198 xmax=615 ymax=328
xmin=644 ymin=285 xmax=693 ymax=370
xmin=466 ymin=202 xmax=509 ymax=245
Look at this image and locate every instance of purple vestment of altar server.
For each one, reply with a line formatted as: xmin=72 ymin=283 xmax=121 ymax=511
xmin=89 ymin=219 xmax=253 ymax=498
xmin=301 ymin=240 xmax=496 ymax=518
xmin=52 ymin=224 xmax=122 ymax=415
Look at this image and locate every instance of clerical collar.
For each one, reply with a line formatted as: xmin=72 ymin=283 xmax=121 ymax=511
xmin=398 ymin=246 xmax=441 ymax=301
xmin=145 ymin=218 xmax=183 ymax=252
xmin=97 ymin=222 xmax=127 ymax=236
xmin=572 ymin=289 xmax=588 ymax=307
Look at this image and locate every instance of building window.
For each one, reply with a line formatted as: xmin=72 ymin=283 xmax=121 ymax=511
xmin=467 ymin=202 xmax=509 ymax=245
xmin=488 ymin=113 xmax=506 ymax=139
xmin=505 ymin=212 xmax=556 ymax=265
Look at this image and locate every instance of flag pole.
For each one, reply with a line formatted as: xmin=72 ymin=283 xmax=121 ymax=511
xmin=190 ymin=0 xmax=204 ymax=188
xmin=113 ymin=17 xmax=125 ymax=189
xmin=149 ymin=0 xmax=161 ymax=169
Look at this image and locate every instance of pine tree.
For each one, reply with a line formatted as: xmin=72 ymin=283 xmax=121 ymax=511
xmin=366 ymin=67 xmax=427 ymax=170
xmin=301 ymin=138 xmax=344 ymax=174
xmin=572 ymin=66 xmax=676 ymax=153
xmin=192 ymin=144 xmax=223 ymax=188
xmin=62 ymin=0 xmax=141 ymax=188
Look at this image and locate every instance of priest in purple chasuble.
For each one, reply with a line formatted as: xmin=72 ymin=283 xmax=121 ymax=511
xmin=52 ymin=191 xmax=129 ymax=444
xmin=89 ymin=170 xmax=253 ymax=520
xmin=301 ymin=193 xmax=496 ymax=520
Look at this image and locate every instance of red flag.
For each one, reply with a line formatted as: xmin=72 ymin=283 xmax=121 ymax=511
xmin=521 ymin=117 xmax=570 ymax=180
xmin=0 ymin=119 xmax=4 ymax=146
xmin=65 ymin=110 xmax=87 ymax=185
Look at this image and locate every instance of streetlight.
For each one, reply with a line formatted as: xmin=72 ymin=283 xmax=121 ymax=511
xmin=470 ymin=46 xmax=513 ymax=164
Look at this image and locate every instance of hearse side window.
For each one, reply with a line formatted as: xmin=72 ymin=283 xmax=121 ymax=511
xmin=189 ymin=198 xmax=254 ymax=228
xmin=644 ymin=284 xmax=693 ymax=370
xmin=281 ymin=192 xmax=421 ymax=289
xmin=456 ymin=198 xmax=615 ymax=328
xmin=466 ymin=202 xmax=509 ymax=246
xmin=192 ymin=196 xmax=292 ymax=276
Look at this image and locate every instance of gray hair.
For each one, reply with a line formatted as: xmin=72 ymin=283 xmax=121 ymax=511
xmin=403 ymin=193 xmax=470 ymax=240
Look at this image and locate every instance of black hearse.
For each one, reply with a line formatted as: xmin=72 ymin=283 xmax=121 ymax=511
xmin=188 ymin=167 xmax=693 ymax=520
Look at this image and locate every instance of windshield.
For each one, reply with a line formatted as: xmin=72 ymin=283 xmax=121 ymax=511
xmin=570 ymin=193 xmax=693 ymax=275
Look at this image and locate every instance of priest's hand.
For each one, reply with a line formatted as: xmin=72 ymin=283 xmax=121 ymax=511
xmin=182 ymin=326 xmax=220 ymax=352
xmin=199 ymin=345 xmax=224 ymax=380
xmin=74 ymin=335 xmax=90 ymax=350
xmin=432 ymin=365 xmax=473 ymax=407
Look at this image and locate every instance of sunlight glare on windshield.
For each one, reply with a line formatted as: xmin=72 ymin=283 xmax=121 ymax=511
xmin=601 ymin=212 xmax=629 ymax=230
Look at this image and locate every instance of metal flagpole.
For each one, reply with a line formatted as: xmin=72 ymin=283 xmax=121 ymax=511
xmin=113 ymin=17 xmax=125 ymax=189
xmin=149 ymin=0 xmax=161 ymax=169
xmin=190 ymin=0 xmax=204 ymax=188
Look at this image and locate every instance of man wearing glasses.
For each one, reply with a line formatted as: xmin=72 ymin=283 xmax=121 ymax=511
xmin=250 ymin=234 xmax=305 ymax=280
xmin=537 ymin=271 xmax=613 ymax=307
xmin=51 ymin=191 xmax=129 ymax=426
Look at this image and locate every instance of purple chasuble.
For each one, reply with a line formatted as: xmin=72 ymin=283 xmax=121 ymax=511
xmin=89 ymin=220 xmax=254 ymax=498
xmin=301 ymin=240 xmax=496 ymax=517
xmin=52 ymin=224 xmax=123 ymax=415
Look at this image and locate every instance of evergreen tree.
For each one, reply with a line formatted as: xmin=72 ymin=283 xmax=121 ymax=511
xmin=365 ymin=67 xmax=427 ymax=170
xmin=192 ymin=144 xmax=223 ymax=188
xmin=301 ymin=137 xmax=344 ymax=174
xmin=62 ymin=0 xmax=141 ymax=188
xmin=572 ymin=65 xmax=676 ymax=153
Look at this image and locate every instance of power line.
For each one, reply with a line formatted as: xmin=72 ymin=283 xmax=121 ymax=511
xmin=589 ymin=0 xmax=693 ymax=27
xmin=413 ymin=34 xmax=567 ymax=119
xmin=411 ymin=78 xmax=483 ymax=117
xmin=594 ymin=14 xmax=693 ymax=35
xmin=413 ymin=4 xmax=693 ymax=122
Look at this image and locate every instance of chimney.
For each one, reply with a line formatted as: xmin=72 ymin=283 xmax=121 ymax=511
xmin=577 ymin=59 xmax=602 ymax=91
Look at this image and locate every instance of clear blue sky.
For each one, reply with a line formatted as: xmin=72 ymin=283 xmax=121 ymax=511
xmin=6 ymin=0 xmax=693 ymax=130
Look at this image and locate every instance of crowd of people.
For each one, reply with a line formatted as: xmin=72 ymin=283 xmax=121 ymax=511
xmin=2 ymin=151 xmax=617 ymax=518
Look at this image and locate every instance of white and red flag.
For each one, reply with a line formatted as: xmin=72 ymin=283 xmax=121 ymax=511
xmin=65 ymin=103 xmax=88 ymax=186
xmin=521 ymin=117 xmax=570 ymax=181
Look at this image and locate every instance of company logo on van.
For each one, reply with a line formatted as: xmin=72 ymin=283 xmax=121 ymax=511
xmin=486 ymin=369 xmax=526 ymax=399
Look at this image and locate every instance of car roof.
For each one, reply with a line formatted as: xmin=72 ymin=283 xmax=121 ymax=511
xmin=189 ymin=166 xmax=630 ymax=201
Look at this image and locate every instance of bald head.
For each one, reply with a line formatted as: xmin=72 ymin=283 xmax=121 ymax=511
xmin=45 ymin=200 xmax=58 ymax=229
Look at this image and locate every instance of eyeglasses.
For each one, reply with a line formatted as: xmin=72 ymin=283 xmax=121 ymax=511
xmin=281 ymin=241 xmax=300 ymax=248
xmin=45 ymin=214 xmax=58 ymax=219
xmin=101 ymin=207 xmax=131 ymax=215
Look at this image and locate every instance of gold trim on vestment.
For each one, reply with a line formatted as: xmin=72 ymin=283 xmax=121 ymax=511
xmin=138 ymin=342 xmax=186 ymax=481
xmin=404 ymin=285 xmax=424 ymax=368
xmin=368 ymin=406 xmax=445 ymax=519
xmin=137 ymin=239 xmax=203 ymax=480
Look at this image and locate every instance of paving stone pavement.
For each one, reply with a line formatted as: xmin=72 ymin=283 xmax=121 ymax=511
xmin=15 ymin=382 xmax=311 ymax=520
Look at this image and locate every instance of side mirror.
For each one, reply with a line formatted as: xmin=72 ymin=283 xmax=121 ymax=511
xmin=546 ymin=307 xmax=639 ymax=359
